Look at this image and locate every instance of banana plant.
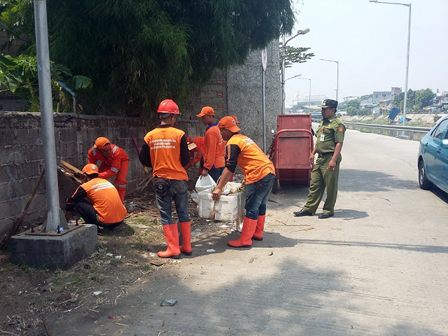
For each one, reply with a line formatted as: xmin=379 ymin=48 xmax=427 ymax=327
xmin=0 ymin=54 xmax=92 ymax=112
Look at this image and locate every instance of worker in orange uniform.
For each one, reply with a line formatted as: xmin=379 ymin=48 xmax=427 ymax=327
xmin=138 ymin=99 xmax=191 ymax=259
xmin=87 ymin=137 xmax=129 ymax=203
xmin=196 ymin=106 xmax=225 ymax=182
xmin=65 ymin=164 xmax=127 ymax=229
xmin=186 ymin=136 xmax=205 ymax=174
xmin=212 ymin=117 xmax=276 ymax=248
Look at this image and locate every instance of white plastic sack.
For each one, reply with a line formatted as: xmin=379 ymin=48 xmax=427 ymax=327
xmin=195 ymin=174 xmax=217 ymax=193
xmin=222 ymin=182 xmax=243 ymax=195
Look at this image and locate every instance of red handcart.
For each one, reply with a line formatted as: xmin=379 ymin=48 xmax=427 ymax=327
xmin=269 ymin=114 xmax=314 ymax=193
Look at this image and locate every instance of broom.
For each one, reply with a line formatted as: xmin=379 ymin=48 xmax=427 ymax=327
xmin=0 ymin=168 xmax=45 ymax=249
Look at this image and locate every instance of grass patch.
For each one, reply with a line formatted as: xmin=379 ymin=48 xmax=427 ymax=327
xmin=407 ymin=121 xmax=429 ymax=127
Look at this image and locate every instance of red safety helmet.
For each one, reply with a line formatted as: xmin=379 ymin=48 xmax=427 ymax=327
xmin=157 ymin=99 xmax=180 ymax=114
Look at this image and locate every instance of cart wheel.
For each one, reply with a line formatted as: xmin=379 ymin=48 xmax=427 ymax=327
xmin=272 ymin=178 xmax=278 ymax=194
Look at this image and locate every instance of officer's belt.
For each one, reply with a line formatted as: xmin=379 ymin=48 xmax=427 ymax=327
xmin=317 ymin=152 xmax=334 ymax=158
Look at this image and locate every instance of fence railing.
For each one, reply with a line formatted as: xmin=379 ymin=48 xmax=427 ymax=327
xmin=344 ymin=122 xmax=431 ymax=141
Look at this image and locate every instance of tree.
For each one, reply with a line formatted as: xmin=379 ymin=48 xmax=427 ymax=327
xmin=1 ymin=0 xmax=295 ymax=116
xmin=415 ymin=89 xmax=435 ymax=110
xmin=358 ymin=108 xmax=371 ymax=116
xmin=393 ymin=88 xmax=435 ymax=113
xmin=346 ymin=107 xmax=358 ymax=116
xmin=359 ymin=94 xmax=372 ymax=101
xmin=346 ymin=99 xmax=361 ymax=110
xmin=280 ymin=45 xmax=314 ymax=68
xmin=0 ymin=54 xmax=91 ymax=111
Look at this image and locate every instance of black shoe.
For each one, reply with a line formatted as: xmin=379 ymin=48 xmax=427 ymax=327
xmin=293 ymin=209 xmax=313 ymax=217
xmin=318 ymin=213 xmax=334 ymax=219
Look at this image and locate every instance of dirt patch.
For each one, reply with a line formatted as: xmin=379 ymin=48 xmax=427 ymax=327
xmin=0 ymin=168 xmax=233 ymax=336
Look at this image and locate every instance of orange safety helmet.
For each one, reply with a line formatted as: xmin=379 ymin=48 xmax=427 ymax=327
xmin=157 ymin=99 xmax=180 ymax=114
xmin=94 ymin=137 xmax=111 ymax=149
xmin=82 ymin=164 xmax=99 ymax=175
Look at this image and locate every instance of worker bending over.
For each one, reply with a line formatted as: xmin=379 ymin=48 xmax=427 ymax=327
xmin=212 ymin=116 xmax=276 ymax=248
xmin=88 ymin=137 xmax=129 ymax=203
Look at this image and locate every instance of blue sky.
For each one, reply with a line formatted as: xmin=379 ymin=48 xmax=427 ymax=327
xmin=284 ymin=0 xmax=448 ymax=106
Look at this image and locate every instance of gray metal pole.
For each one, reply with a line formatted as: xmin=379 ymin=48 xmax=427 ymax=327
xmin=402 ymin=4 xmax=411 ymax=126
xmin=369 ymin=1 xmax=412 ymax=126
xmin=281 ymin=36 xmax=286 ymax=115
xmin=308 ymin=79 xmax=312 ymax=113
xmin=262 ymin=66 xmax=266 ymax=152
xmin=34 ymin=0 xmax=67 ymax=231
xmin=336 ymin=61 xmax=339 ymax=102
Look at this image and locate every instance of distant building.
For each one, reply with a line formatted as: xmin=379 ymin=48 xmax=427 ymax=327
xmin=372 ymin=91 xmax=391 ymax=104
xmin=391 ymin=87 xmax=402 ymax=97
xmin=371 ymin=87 xmax=402 ymax=104
xmin=379 ymin=99 xmax=392 ymax=110
xmin=434 ymin=91 xmax=448 ymax=110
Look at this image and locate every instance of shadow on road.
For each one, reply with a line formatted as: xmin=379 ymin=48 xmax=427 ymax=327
xmin=339 ymin=169 xmax=419 ymax=192
xmin=429 ymin=185 xmax=448 ymax=204
xmin=190 ymin=230 xmax=299 ymax=257
xmin=269 ymin=168 xmax=422 ymax=195
xmin=334 ymin=208 xmax=369 ymax=220
xmin=297 ymin=238 xmax=448 ymax=254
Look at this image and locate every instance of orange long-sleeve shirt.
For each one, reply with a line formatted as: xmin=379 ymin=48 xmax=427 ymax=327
xmin=87 ymin=144 xmax=129 ymax=180
xmin=187 ymin=136 xmax=205 ymax=166
xmin=203 ymin=124 xmax=225 ymax=170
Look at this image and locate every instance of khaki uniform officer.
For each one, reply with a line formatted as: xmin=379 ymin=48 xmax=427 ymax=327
xmin=294 ymin=99 xmax=346 ymax=219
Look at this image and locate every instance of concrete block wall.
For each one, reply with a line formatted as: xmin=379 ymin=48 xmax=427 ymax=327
xmin=0 ymin=112 xmax=202 ymax=241
xmin=185 ymin=41 xmax=281 ymax=149
xmin=227 ymin=40 xmax=281 ymax=148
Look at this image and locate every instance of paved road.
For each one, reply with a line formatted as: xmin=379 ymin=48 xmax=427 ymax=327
xmin=52 ymin=129 xmax=448 ymax=335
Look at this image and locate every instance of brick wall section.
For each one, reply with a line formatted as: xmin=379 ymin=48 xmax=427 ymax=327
xmin=186 ymin=70 xmax=228 ymax=122
xmin=0 ymin=112 xmax=202 ymax=240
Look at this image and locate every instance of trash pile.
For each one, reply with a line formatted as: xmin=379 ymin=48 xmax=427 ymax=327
xmin=190 ymin=175 xmax=245 ymax=229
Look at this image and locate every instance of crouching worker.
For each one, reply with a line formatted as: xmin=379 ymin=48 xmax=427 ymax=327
xmin=212 ymin=117 xmax=276 ymax=248
xmin=139 ymin=99 xmax=191 ymax=258
xmin=65 ymin=164 xmax=127 ymax=229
